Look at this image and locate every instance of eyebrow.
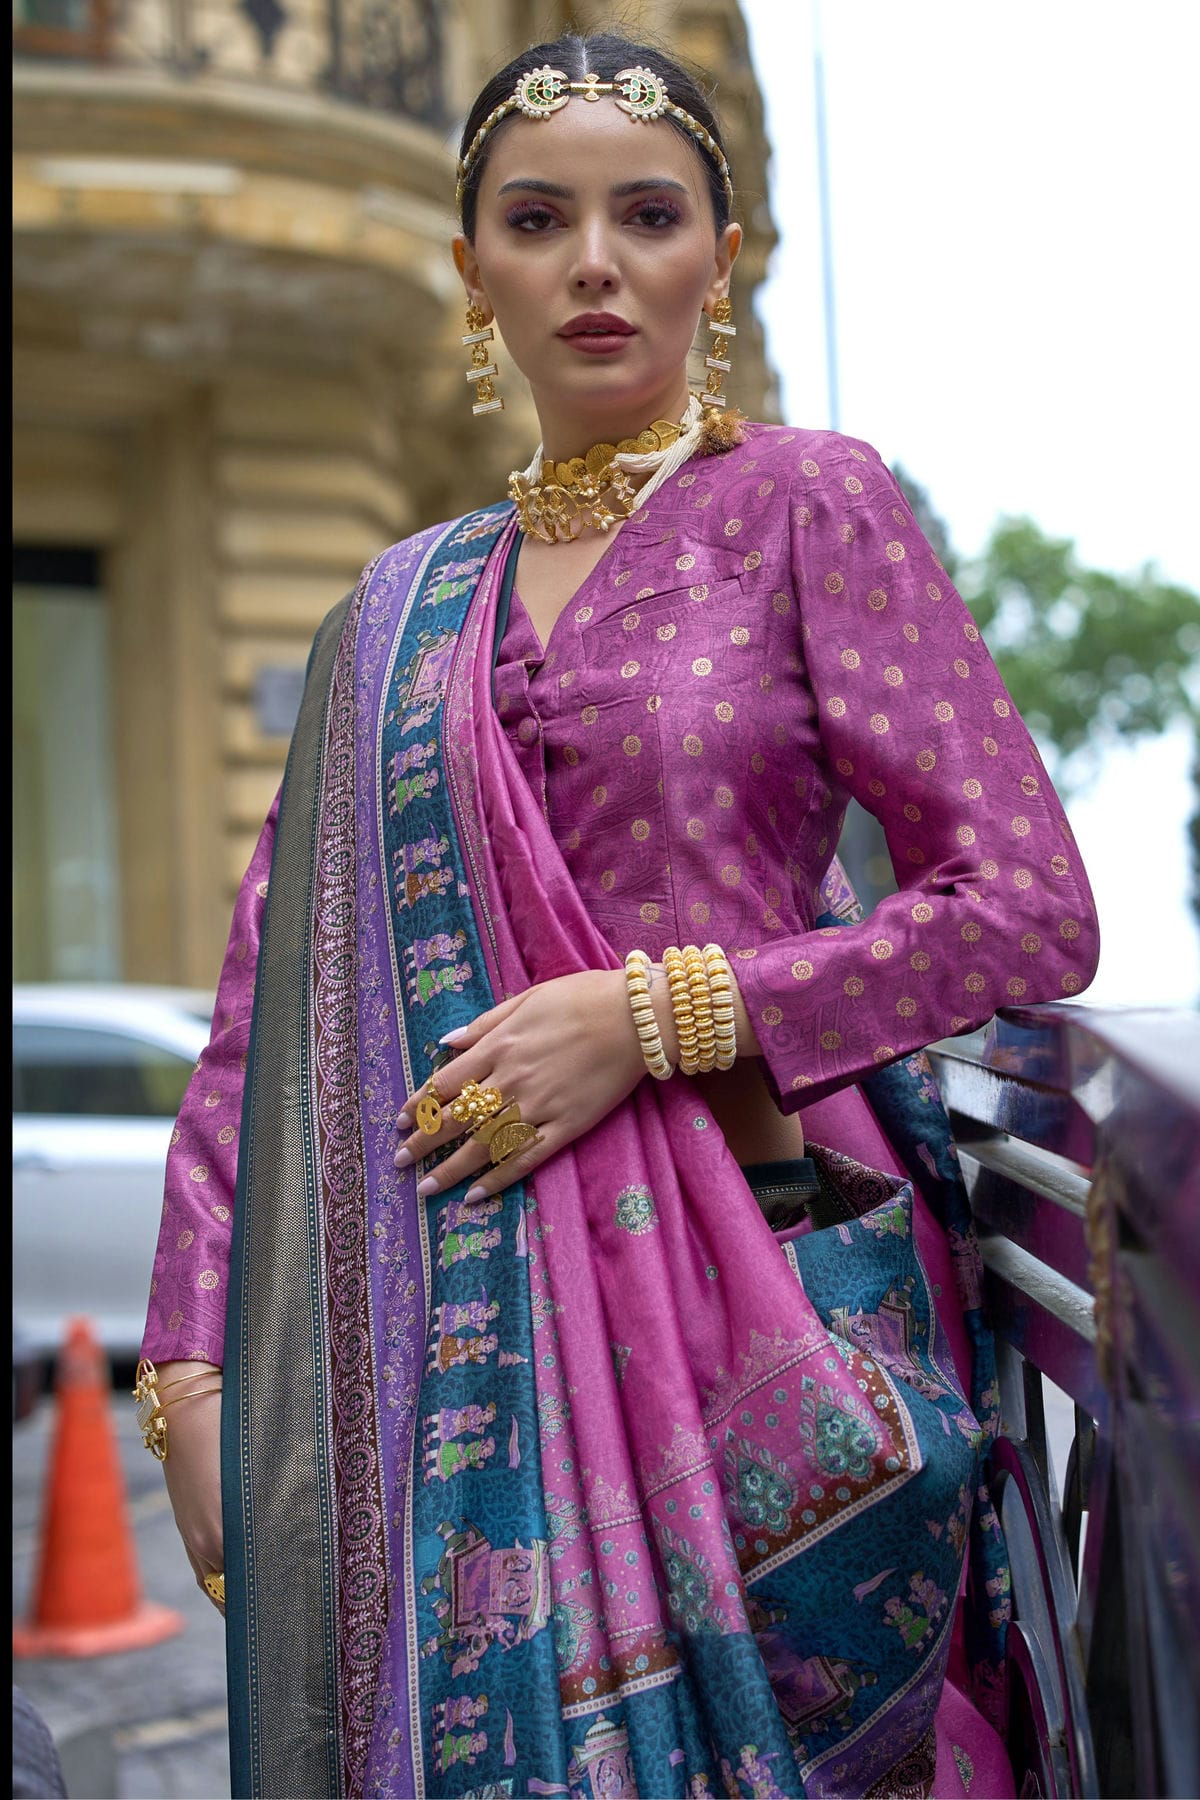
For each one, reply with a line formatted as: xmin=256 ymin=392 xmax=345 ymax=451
xmin=495 ymin=177 xmax=691 ymax=199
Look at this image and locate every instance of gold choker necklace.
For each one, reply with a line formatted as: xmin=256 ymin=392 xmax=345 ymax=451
xmin=509 ymin=418 xmax=686 ymax=544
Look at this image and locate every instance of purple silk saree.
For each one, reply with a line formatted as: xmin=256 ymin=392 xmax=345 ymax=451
xmin=222 ymin=506 xmax=1013 ymax=1800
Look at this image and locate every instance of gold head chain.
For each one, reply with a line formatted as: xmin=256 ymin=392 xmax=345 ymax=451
xmin=456 ymin=65 xmax=735 ymax=215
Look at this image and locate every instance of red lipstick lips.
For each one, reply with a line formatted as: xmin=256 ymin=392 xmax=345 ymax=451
xmin=558 ymin=312 xmax=636 ymax=355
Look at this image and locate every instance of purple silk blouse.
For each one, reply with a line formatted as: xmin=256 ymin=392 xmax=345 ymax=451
xmin=142 ymin=424 xmax=1100 ymax=1364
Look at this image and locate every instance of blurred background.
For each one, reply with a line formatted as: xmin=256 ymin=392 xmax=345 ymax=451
xmin=10 ymin=0 xmax=1200 ymax=1791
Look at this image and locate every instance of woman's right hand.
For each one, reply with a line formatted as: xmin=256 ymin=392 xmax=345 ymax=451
xmin=151 ymin=1360 xmax=225 ymax=1616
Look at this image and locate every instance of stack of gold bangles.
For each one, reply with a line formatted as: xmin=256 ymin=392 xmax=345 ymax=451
xmin=132 ymin=1358 xmax=222 ymax=1462
xmin=624 ymin=943 xmax=738 ymax=1079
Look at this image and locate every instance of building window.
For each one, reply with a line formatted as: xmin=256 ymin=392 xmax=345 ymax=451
xmin=325 ymin=0 xmax=447 ymax=125
xmin=12 ymin=0 xmax=111 ymax=60
xmin=13 ymin=547 xmax=121 ymax=981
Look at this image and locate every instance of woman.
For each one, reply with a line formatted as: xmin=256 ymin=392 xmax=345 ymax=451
xmin=139 ymin=31 xmax=1099 ymax=1800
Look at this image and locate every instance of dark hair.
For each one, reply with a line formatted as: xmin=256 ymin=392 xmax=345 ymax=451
xmin=458 ymin=31 xmax=734 ymax=241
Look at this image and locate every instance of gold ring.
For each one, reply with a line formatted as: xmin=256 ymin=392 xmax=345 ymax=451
xmin=449 ymin=1081 xmax=505 ymax=1127
xmin=470 ymin=1100 xmax=543 ymax=1166
xmin=203 ymin=1571 xmax=226 ymax=1605
xmin=488 ymin=1122 xmax=542 ymax=1166
xmin=415 ymin=1093 xmax=443 ymax=1136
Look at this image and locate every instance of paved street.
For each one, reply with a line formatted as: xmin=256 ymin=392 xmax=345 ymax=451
xmin=13 ymin=1391 xmax=230 ymax=1800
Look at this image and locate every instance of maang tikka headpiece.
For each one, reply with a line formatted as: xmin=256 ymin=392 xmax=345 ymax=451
xmin=456 ymin=65 xmax=735 ymax=215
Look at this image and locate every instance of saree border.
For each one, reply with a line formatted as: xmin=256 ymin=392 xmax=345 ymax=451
xmin=362 ymin=505 xmax=551 ymax=1797
xmin=223 ymin=588 xmax=356 ymax=1800
xmin=312 ymin=573 xmax=389 ymax=1794
xmin=375 ymin=516 xmax=502 ymax=1797
xmin=440 ymin=512 xmax=520 ymax=999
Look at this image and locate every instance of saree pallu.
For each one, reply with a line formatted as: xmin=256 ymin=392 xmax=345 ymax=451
xmin=223 ymin=508 xmax=1009 ymax=1799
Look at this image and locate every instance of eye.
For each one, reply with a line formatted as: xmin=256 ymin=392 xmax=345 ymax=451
xmin=506 ymin=201 xmax=561 ymax=232
xmin=629 ymin=199 xmax=683 ymax=228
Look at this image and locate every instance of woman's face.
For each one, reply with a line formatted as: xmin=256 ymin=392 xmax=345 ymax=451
xmin=455 ymin=98 xmax=741 ymax=448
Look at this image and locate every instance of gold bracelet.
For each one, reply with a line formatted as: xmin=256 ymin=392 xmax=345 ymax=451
xmin=703 ymin=944 xmax=738 ymax=1069
xmin=156 ymin=1368 xmax=222 ymax=1393
xmin=666 ymin=954 xmax=702 ymax=1075
xmin=624 ymin=950 xmax=674 ymax=1081
xmin=662 ymin=954 xmax=694 ymax=1017
xmin=662 ymin=947 xmax=703 ymax=1075
xmin=133 ymin=1359 xmax=169 ymax=1460
xmin=662 ymin=946 xmax=690 ymax=1001
xmin=159 ymin=1384 xmax=223 ymax=1414
xmin=671 ymin=945 xmax=720 ymax=1075
xmin=132 ymin=1359 xmax=222 ymax=1461
xmin=683 ymin=946 xmax=717 ymax=1071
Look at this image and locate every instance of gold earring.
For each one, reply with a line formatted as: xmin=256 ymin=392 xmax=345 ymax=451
xmin=462 ymin=302 xmax=504 ymax=417
xmin=702 ymin=296 xmax=735 ymax=409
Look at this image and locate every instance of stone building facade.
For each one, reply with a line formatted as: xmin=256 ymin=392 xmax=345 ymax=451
xmin=13 ymin=0 xmax=779 ymax=986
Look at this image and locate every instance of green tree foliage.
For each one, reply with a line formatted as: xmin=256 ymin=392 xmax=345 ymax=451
xmin=893 ymin=464 xmax=1200 ymax=790
xmin=961 ymin=520 xmax=1199 ymax=780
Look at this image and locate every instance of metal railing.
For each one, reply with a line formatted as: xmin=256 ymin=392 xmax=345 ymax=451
xmin=12 ymin=0 xmax=449 ymax=127
xmin=930 ymin=1004 xmax=1200 ymax=1798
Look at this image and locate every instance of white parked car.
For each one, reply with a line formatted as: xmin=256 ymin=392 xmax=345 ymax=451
xmin=12 ymin=985 xmax=214 ymax=1364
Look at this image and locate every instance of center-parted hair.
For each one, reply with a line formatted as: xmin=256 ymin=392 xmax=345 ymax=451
xmin=457 ymin=31 xmax=734 ymax=241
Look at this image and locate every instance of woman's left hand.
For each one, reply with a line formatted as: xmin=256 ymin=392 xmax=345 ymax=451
xmin=395 ymin=969 xmax=649 ymax=1200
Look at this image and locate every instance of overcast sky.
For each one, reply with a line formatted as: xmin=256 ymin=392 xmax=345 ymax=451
xmin=741 ymin=0 xmax=1199 ymax=1006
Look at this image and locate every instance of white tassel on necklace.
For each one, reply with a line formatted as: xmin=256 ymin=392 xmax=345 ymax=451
xmin=509 ymin=397 xmax=741 ymax=543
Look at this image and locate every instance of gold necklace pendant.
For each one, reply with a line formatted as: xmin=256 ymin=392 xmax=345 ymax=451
xmin=509 ymin=418 xmax=685 ymax=544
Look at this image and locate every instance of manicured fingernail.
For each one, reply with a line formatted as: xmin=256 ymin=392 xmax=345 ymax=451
xmin=396 ymin=1111 xmax=412 ymax=1128
xmin=463 ymin=1183 xmax=488 ymax=1203
xmin=394 ymin=1147 xmax=413 ymax=1168
xmin=416 ymin=1175 xmax=440 ymax=1197
xmin=439 ymin=1028 xmax=469 ymax=1046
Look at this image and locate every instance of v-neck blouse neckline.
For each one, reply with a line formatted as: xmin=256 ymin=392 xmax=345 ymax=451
xmin=507 ymin=463 xmax=694 ymax=664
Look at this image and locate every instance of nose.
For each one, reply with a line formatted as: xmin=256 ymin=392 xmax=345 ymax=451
xmin=569 ymin=213 xmax=621 ymax=293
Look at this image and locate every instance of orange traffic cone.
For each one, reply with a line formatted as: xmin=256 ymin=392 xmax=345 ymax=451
xmin=13 ymin=1318 xmax=185 ymax=1657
